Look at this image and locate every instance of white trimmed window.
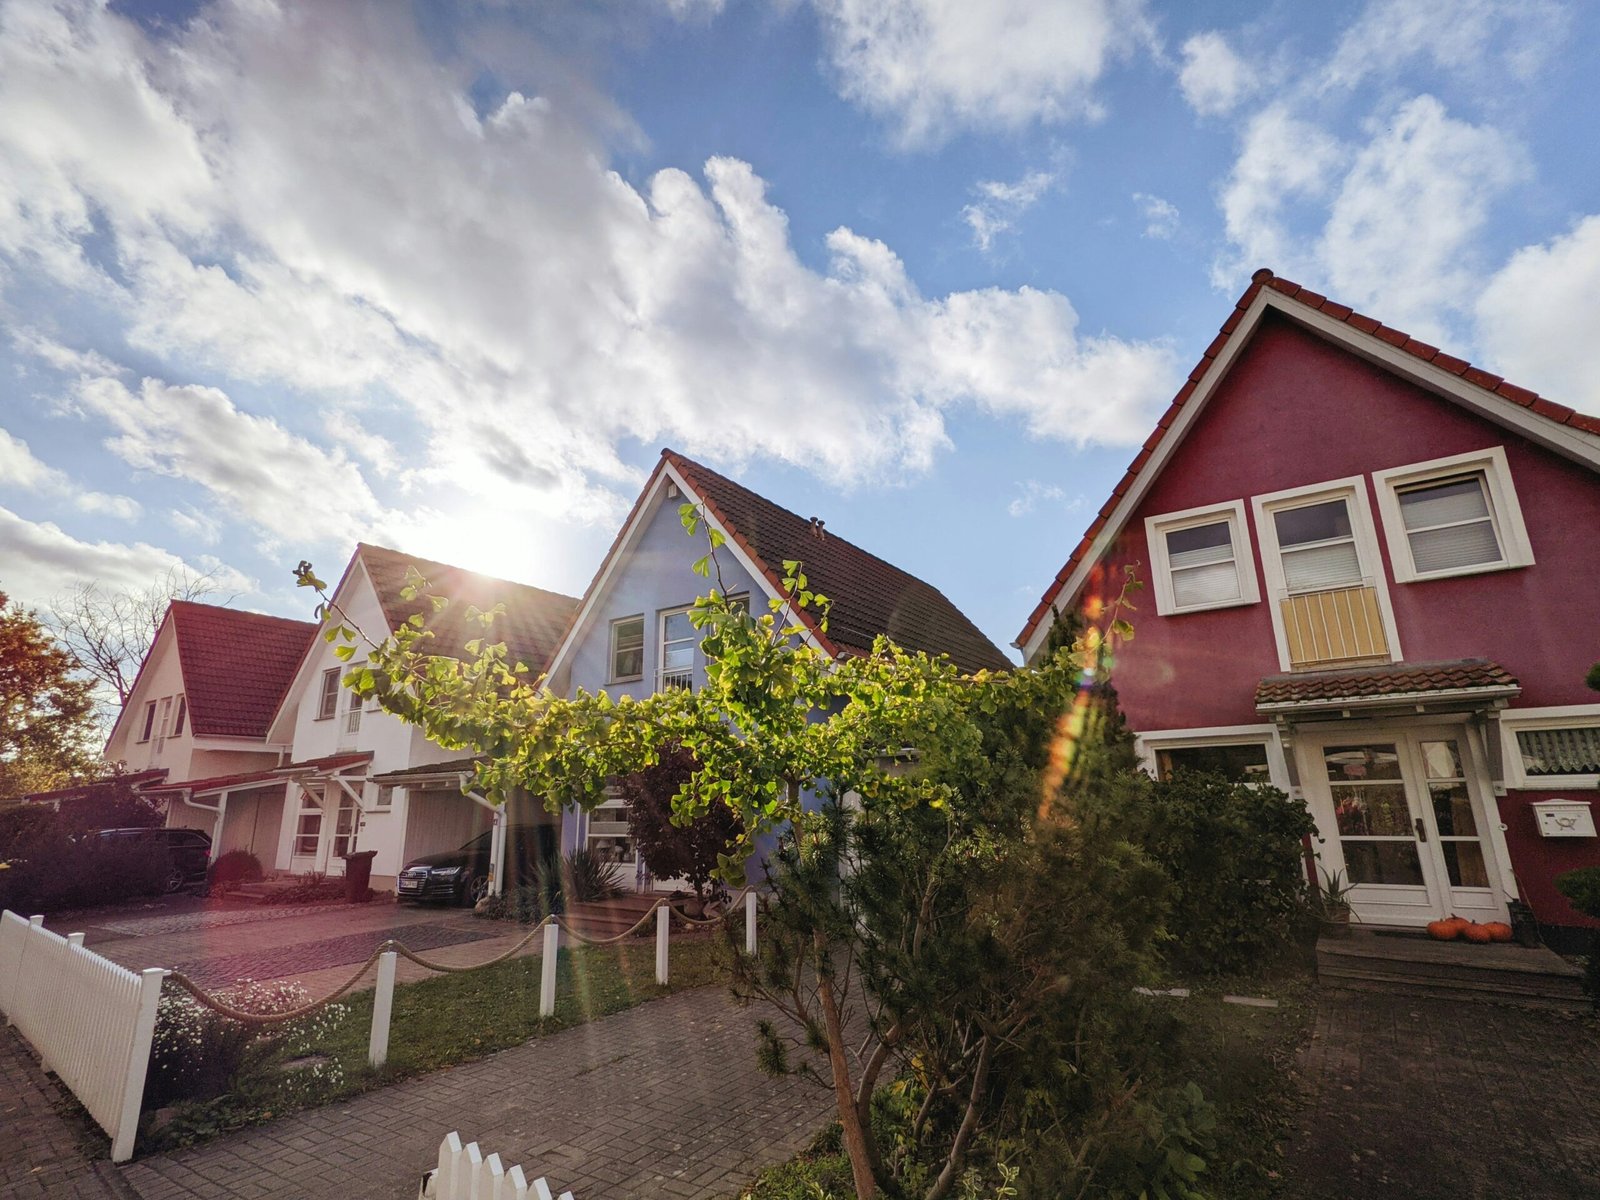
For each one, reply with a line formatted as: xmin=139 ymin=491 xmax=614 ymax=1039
xmin=1137 ymin=726 xmax=1289 ymax=790
xmin=1374 ymin=447 xmax=1534 ymax=583
xmin=172 ymin=695 xmax=187 ymax=737
xmin=316 ymin=668 xmax=340 ymax=720
xmin=1145 ymin=501 xmax=1260 ymax=616
xmin=610 ymin=616 xmax=645 ymax=681
xmin=1500 ymin=707 xmax=1600 ymax=789
xmin=138 ymin=701 xmax=157 ymax=743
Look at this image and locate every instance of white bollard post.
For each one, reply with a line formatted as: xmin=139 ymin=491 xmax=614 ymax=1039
xmin=539 ymin=922 xmax=558 ymax=1018
xmin=369 ymin=949 xmax=397 ymax=1068
xmin=744 ymin=890 xmax=757 ymax=957
xmin=111 ymin=968 xmax=167 ymax=1163
xmin=655 ymin=904 xmax=669 ymax=987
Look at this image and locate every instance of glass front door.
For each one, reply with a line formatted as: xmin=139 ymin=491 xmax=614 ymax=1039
xmin=1306 ymin=727 xmax=1504 ymax=926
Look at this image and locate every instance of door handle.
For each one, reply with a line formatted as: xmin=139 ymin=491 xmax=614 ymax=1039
xmin=1414 ymin=817 xmax=1428 ymax=843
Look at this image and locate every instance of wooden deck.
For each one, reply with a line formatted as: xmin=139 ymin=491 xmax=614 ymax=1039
xmin=1317 ymin=929 xmax=1588 ymax=1010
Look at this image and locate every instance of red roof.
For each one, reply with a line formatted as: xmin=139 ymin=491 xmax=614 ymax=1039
xmin=357 ymin=544 xmax=579 ymax=674
xmin=1255 ymin=660 xmax=1519 ymax=709
xmin=275 ymin=751 xmax=374 ymax=774
xmin=665 ymin=451 xmax=1013 ymax=674
xmin=1016 ymin=269 xmax=1600 ymax=652
xmin=168 ymin=602 xmax=318 ymax=739
xmin=138 ymin=766 xmax=284 ymax=795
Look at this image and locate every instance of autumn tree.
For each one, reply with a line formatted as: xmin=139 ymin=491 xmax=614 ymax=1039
xmin=618 ymin=743 xmax=742 ymax=904
xmin=0 ymin=592 xmax=98 ymax=800
xmin=50 ymin=566 xmax=225 ymax=707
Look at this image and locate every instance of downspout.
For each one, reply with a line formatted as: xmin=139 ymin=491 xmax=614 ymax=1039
xmin=458 ymin=772 xmax=504 ymax=898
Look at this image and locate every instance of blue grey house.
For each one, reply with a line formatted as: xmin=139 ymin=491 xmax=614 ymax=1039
xmin=540 ymin=448 xmax=1013 ymax=888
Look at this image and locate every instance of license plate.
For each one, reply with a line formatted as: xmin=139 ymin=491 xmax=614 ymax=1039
xmin=399 ymin=880 xmax=420 ymax=891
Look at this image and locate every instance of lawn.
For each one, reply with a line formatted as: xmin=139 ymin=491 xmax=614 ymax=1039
xmin=739 ymin=961 xmax=1317 ymax=1200
xmin=140 ymin=933 xmax=732 ymax=1152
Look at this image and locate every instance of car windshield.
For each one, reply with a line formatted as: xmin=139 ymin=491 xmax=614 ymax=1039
xmin=460 ymin=830 xmax=493 ymax=852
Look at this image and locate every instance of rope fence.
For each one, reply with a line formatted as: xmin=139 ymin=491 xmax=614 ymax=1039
xmin=160 ymin=887 xmax=763 ymax=1068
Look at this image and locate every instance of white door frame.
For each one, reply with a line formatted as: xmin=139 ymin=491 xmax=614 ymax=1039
xmin=1296 ymin=718 xmax=1509 ymax=927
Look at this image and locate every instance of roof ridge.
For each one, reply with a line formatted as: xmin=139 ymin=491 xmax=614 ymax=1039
xmin=355 ymin=542 xmax=579 ymax=606
xmin=1015 ymin=267 xmax=1600 ymax=652
xmin=168 ymin=599 xmax=318 ymax=631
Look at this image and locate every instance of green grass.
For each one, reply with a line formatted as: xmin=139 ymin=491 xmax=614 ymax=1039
xmin=141 ymin=935 xmax=732 ymax=1152
xmin=738 ymin=961 xmax=1317 ymax=1200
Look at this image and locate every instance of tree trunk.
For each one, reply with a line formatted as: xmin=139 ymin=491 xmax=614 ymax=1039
xmin=816 ymin=933 xmax=878 ymax=1200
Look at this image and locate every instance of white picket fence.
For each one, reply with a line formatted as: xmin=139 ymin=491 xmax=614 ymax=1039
xmin=0 ymin=910 xmax=165 ymax=1162
xmin=420 ymin=1132 xmax=576 ymax=1200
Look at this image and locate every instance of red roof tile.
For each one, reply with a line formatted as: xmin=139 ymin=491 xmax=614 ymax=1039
xmin=357 ymin=545 xmax=580 ymax=675
xmin=1016 ymin=269 xmax=1600 ymax=651
xmin=665 ymin=451 xmax=1013 ymax=674
xmin=169 ymin=602 xmax=318 ymax=739
xmin=1255 ymin=660 xmax=1519 ymax=709
xmin=139 ymin=766 xmax=284 ymax=795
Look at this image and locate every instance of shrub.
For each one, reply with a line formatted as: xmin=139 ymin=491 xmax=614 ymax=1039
xmin=0 ymin=830 xmax=169 ymax=914
xmin=618 ymin=744 xmax=742 ymax=900
xmin=208 ymin=849 xmax=264 ymax=889
xmin=1555 ymin=867 xmax=1600 ymax=921
xmin=1131 ymin=770 xmax=1317 ymax=973
xmin=144 ymin=979 xmax=347 ymax=1109
xmin=561 ymin=847 xmax=622 ymax=903
xmin=477 ymin=880 xmax=552 ymax=924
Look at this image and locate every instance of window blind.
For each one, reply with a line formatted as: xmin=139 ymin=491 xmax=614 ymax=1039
xmin=1398 ymin=475 xmax=1502 ymax=573
xmin=1516 ymin=726 xmax=1600 ymax=776
xmin=1166 ymin=521 xmax=1240 ymax=607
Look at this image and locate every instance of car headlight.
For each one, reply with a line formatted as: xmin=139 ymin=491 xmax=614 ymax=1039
xmin=430 ymin=866 xmax=463 ymax=876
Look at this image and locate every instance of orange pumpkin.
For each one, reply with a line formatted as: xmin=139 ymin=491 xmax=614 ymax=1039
xmin=1426 ymin=918 xmax=1459 ymax=940
xmin=1481 ymin=922 xmax=1514 ymax=942
xmin=1462 ymin=922 xmax=1494 ymax=943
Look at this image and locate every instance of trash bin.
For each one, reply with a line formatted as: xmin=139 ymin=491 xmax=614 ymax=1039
xmin=342 ymin=849 xmax=378 ymax=903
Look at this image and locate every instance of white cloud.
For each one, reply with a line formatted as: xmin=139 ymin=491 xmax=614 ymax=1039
xmin=1177 ymin=31 xmax=1251 ymax=117
xmin=962 ymin=170 xmax=1055 ymax=252
xmin=1132 ymin=192 xmax=1179 ymax=239
xmin=0 ymin=505 xmax=245 ymax=611
xmin=0 ymin=0 xmax=1178 ymax=534
xmin=0 ymin=425 xmax=141 ymax=520
xmin=1475 ymin=215 xmax=1600 ymax=414
xmin=1007 ymin=480 xmax=1075 ymax=518
xmin=70 ymin=376 xmax=390 ymax=546
xmin=1322 ymin=0 xmax=1566 ymax=91
xmin=168 ymin=504 xmax=223 ymax=545
xmin=810 ymin=0 xmax=1154 ymax=147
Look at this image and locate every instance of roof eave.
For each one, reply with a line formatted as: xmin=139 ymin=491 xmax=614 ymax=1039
xmin=1256 ymin=684 xmax=1522 ymax=715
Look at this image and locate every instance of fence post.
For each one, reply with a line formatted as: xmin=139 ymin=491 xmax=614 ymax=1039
xmin=369 ymin=949 xmax=397 ymax=1068
xmin=744 ymin=890 xmax=757 ymax=957
xmin=111 ymin=968 xmax=167 ymax=1163
xmin=67 ymin=932 xmax=85 ymax=948
xmin=655 ymin=905 xmax=669 ymax=987
xmin=539 ymin=922 xmax=558 ymax=1018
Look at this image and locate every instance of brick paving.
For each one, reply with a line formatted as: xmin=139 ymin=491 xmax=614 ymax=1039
xmin=1 ymin=1027 xmax=138 ymax=1200
xmin=119 ymin=987 xmax=834 ymax=1200
xmin=166 ymin=922 xmax=497 ymax=988
xmin=93 ymin=904 xmax=336 ymax=937
xmin=1285 ymin=989 xmax=1600 ymax=1200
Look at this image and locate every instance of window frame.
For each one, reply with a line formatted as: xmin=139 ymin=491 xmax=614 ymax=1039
xmin=1144 ymin=499 xmax=1260 ymax=617
xmin=138 ymin=701 xmax=157 ymax=743
xmin=172 ymin=694 xmax=187 ymax=738
xmin=1134 ymin=724 xmax=1291 ymax=792
xmin=1372 ymin=446 xmax=1535 ymax=584
xmin=657 ymin=604 xmax=697 ymax=689
xmin=1499 ymin=705 xmax=1600 ymax=789
xmin=1251 ymin=475 xmax=1403 ymax=672
xmin=315 ymin=668 xmax=341 ymax=721
xmin=608 ymin=615 xmax=645 ymax=683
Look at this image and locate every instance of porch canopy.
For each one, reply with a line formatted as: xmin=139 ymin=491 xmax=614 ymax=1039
xmin=372 ymin=756 xmax=514 ymax=897
xmin=1256 ymin=659 xmax=1521 ymax=720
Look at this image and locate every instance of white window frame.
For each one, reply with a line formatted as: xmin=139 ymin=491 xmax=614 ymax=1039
xmin=371 ymin=784 xmax=396 ymax=811
xmin=1499 ymin=705 xmax=1600 ymax=789
xmin=1372 ymin=446 xmax=1535 ymax=584
xmin=1144 ymin=500 xmax=1260 ymax=617
xmin=138 ymin=700 xmax=157 ymax=743
xmin=609 ymin=615 xmax=645 ymax=683
xmin=316 ymin=668 xmax=340 ymax=720
xmin=172 ymin=694 xmax=187 ymax=738
xmin=1251 ymin=476 xmax=1403 ymax=672
xmin=1134 ymin=724 xmax=1292 ymax=792
xmin=658 ymin=605 xmax=697 ymax=690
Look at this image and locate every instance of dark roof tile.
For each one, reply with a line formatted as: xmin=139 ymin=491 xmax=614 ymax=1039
xmin=1255 ymin=660 xmax=1519 ymax=708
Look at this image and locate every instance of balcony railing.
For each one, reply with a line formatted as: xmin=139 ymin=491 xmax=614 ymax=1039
xmin=1279 ymin=581 xmax=1391 ymax=669
xmin=657 ymin=668 xmax=694 ymax=692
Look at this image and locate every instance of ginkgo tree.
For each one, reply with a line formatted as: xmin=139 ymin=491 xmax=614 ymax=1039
xmin=294 ymin=506 xmax=1146 ymax=1200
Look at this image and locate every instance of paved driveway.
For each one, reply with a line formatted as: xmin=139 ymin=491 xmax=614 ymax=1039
xmin=120 ymin=987 xmax=833 ymax=1200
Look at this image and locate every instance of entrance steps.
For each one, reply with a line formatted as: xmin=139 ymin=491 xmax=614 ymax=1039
xmin=560 ymin=893 xmax=664 ymax=941
xmin=1317 ymin=929 xmax=1589 ymax=1011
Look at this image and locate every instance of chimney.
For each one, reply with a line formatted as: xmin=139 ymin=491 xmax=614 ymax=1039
xmin=808 ymin=517 xmax=826 ymax=540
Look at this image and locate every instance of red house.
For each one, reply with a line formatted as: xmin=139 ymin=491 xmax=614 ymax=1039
xmin=1018 ymin=270 xmax=1600 ymax=943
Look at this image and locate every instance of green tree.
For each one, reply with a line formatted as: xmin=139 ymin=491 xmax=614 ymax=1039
xmin=0 ymin=591 xmax=98 ymax=800
xmin=293 ymin=512 xmax=1144 ymax=1199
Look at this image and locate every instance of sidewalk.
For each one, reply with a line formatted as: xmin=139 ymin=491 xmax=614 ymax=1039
xmin=120 ymin=986 xmax=833 ymax=1200
xmin=1 ymin=1026 xmax=137 ymax=1200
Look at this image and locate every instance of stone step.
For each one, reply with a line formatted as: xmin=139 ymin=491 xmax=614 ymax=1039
xmin=1316 ymin=933 xmax=1590 ymax=1012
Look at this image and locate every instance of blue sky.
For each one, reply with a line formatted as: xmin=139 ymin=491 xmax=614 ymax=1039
xmin=0 ymin=0 xmax=1596 ymax=659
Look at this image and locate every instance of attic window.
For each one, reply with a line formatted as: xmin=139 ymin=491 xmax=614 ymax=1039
xmin=138 ymin=701 xmax=157 ymax=743
xmin=316 ymin=668 xmax=340 ymax=720
xmin=1145 ymin=500 xmax=1260 ymax=616
xmin=610 ymin=616 xmax=644 ymax=682
xmin=173 ymin=695 xmax=187 ymax=738
xmin=1373 ymin=447 xmax=1534 ymax=583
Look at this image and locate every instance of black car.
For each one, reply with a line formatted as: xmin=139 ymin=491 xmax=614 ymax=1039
xmin=95 ymin=827 xmax=212 ymax=894
xmin=396 ymin=824 xmax=558 ymax=906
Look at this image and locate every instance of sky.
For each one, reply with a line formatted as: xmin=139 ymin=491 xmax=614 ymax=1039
xmin=0 ymin=0 xmax=1597 ymax=661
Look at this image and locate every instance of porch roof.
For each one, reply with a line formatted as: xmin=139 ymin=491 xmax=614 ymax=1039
xmin=19 ymin=768 xmax=168 ymax=804
xmin=1256 ymin=659 xmax=1521 ymax=714
xmin=272 ymin=751 xmax=374 ymax=778
xmin=138 ymin=767 xmax=286 ymax=797
xmin=371 ymin=756 xmax=482 ymax=786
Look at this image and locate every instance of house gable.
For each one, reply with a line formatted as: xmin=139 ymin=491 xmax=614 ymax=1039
xmin=1017 ymin=270 xmax=1600 ymax=663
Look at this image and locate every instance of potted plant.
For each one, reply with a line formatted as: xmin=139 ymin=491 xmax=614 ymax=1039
xmin=1318 ymin=867 xmax=1356 ymax=938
